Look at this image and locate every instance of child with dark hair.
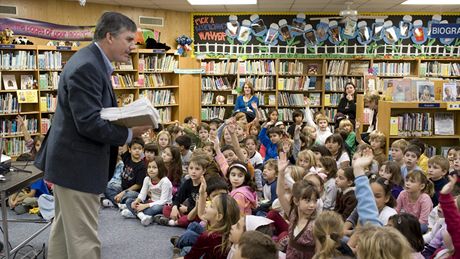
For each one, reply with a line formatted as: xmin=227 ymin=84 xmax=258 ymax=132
xmin=334 ymin=167 xmax=356 ymax=221
xmin=379 ymin=161 xmax=404 ymax=199
xmin=325 ymin=133 xmax=350 ymax=169
xmin=310 ymin=144 xmax=332 ymax=166
xmin=258 ymin=120 xmax=283 ymax=161
xmin=286 ymin=109 xmax=304 ymax=138
xmin=319 ymin=156 xmax=338 ymax=210
xmin=401 ymin=144 xmax=422 ymax=178
xmin=143 ymin=143 xmax=159 ymax=165
xmin=176 ymin=135 xmax=193 ymax=176
xmin=162 ymin=145 xmax=183 ymax=196
xmin=228 ymin=161 xmax=257 ymax=216
xmin=428 ymin=155 xmax=449 ymax=206
xmin=104 ymin=137 xmax=146 ymax=208
xmin=388 ymin=213 xmax=425 ymax=258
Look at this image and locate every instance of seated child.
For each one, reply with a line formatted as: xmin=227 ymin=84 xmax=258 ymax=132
xmin=233 ymin=231 xmax=278 ymax=259
xmin=401 ymin=144 xmax=422 ymax=178
xmin=427 ymin=155 xmax=449 ymax=207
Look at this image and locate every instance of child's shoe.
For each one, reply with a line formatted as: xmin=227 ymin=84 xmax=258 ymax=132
xmin=153 ymin=214 xmax=170 ymax=225
xmin=101 ymin=199 xmax=114 ymax=208
xmin=170 ymin=236 xmax=179 ymax=247
xmin=117 ymin=203 xmax=127 ymax=210
xmin=137 ymin=212 xmax=153 ymax=226
xmin=120 ymin=209 xmax=136 ymax=218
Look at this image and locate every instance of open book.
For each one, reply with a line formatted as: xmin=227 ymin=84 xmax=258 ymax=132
xmin=100 ymin=98 xmax=160 ymax=128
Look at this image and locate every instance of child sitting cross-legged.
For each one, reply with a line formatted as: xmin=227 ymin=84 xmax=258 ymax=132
xmin=120 ymin=156 xmax=172 ymax=226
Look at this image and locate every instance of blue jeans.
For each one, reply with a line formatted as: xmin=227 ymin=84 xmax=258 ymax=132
xmin=104 ymin=185 xmax=138 ymax=205
xmin=125 ymin=198 xmax=164 ymax=216
xmin=176 ymin=222 xmax=204 ymax=248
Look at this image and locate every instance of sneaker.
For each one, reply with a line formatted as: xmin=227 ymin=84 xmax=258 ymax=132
xmin=170 ymin=236 xmax=179 ymax=247
xmin=140 ymin=215 xmax=153 ymax=226
xmin=101 ymin=199 xmax=114 ymax=208
xmin=14 ymin=205 xmax=27 ymax=215
xmin=153 ymin=214 xmax=170 ymax=225
xmin=118 ymin=203 xmax=127 ymax=210
xmin=120 ymin=209 xmax=136 ymax=219
xmin=172 ymin=247 xmax=181 ymax=257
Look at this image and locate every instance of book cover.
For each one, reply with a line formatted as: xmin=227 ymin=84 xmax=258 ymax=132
xmin=364 ymin=74 xmax=377 ymax=94
xmin=17 ymin=90 xmax=38 ymax=103
xmin=324 ymin=94 xmax=331 ymax=106
xmin=268 ymin=95 xmax=276 ymax=106
xmin=308 ymin=76 xmax=317 ymax=89
xmin=226 ymin=95 xmax=234 ymax=105
xmin=40 ymin=96 xmax=48 ymax=112
xmin=309 ymin=93 xmax=321 ymax=106
xmin=20 ymin=75 xmax=34 ymax=90
xmin=416 ymin=81 xmax=435 ymax=102
xmin=443 ymin=82 xmax=457 ymax=102
xmin=390 ymin=116 xmax=399 ymax=135
xmin=2 ymin=75 xmax=17 ymax=90
xmin=307 ymin=64 xmax=319 ymax=75
xmin=391 ymin=79 xmax=413 ymax=102
xmin=39 ymin=74 xmax=48 ymax=90
xmin=434 ymin=112 xmax=454 ymax=135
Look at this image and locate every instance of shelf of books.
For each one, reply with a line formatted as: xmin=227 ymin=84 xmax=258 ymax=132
xmin=377 ymin=99 xmax=460 ymax=156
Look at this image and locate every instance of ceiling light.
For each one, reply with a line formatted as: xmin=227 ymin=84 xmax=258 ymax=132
xmin=401 ymin=0 xmax=459 ymax=5
xmin=187 ymin=0 xmax=257 ymax=5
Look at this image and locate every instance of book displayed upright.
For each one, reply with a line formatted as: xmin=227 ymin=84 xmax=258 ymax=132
xmin=434 ymin=112 xmax=454 ymax=136
xmin=2 ymin=75 xmax=17 ymax=90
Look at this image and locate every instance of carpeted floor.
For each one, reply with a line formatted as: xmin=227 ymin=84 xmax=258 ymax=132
xmin=3 ymin=207 xmax=185 ymax=259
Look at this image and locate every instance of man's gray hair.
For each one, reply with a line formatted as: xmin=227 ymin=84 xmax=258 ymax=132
xmin=93 ymin=12 xmax=136 ymax=41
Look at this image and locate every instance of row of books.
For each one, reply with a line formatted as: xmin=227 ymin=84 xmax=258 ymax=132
xmin=0 ymin=51 xmax=36 ymax=70
xmin=277 ymin=76 xmax=317 ymax=91
xmin=39 ymin=72 xmax=59 ymax=90
xmin=201 ymin=61 xmax=238 ymax=74
xmin=425 ymin=145 xmax=451 ymax=157
xmin=201 ymin=107 xmax=227 ymax=121
xmin=0 ymin=117 xmax=38 ymax=136
xmin=278 ymin=61 xmax=320 ymax=75
xmin=324 ymin=93 xmax=342 ymax=106
xmin=326 ymin=61 xmax=369 ymax=76
xmin=140 ymin=90 xmax=176 ymax=106
xmin=278 ymin=93 xmax=306 ymax=107
xmin=139 ymin=55 xmax=177 ymax=72
xmin=324 ymin=108 xmax=337 ymax=123
xmin=325 ymin=76 xmax=364 ymax=92
xmin=39 ymin=94 xmax=57 ymax=112
xmin=238 ymin=60 xmax=276 ymax=75
xmin=2 ymin=74 xmax=36 ymax=90
xmin=113 ymin=57 xmax=134 ymax=70
xmin=139 ymin=74 xmax=173 ymax=88
xmin=255 ymin=92 xmax=276 ymax=106
xmin=157 ymin=107 xmax=172 ymax=123
xmin=419 ymin=62 xmax=460 ymax=77
xmin=372 ymin=62 xmax=412 ymax=76
xmin=2 ymin=137 xmax=26 ymax=157
xmin=240 ymin=76 xmax=275 ymax=90
xmin=116 ymin=93 xmax=134 ymax=107
xmin=277 ymin=108 xmax=320 ymax=122
xmin=0 ymin=93 xmax=19 ymax=113
xmin=202 ymin=76 xmax=236 ymax=91
xmin=38 ymin=51 xmax=62 ymax=70
xmin=111 ymin=74 xmax=135 ymax=88
xmin=389 ymin=112 xmax=454 ymax=137
xmin=382 ymin=78 xmax=460 ymax=102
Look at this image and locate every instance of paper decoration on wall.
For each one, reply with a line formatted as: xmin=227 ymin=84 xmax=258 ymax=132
xmin=372 ymin=18 xmax=384 ymax=41
xmin=412 ymin=20 xmax=427 ymax=44
xmin=238 ymin=20 xmax=252 ymax=43
xmin=399 ymin=15 xmax=412 ymax=39
xmin=328 ymin=20 xmax=342 ymax=45
xmin=226 ymin=15 xmax=240 ymax=39
xmin=383 ymin=20 xmax=398 ymax=44
xmin=316 ymin=18 xmax=329 ymax=43
xmin=250 ymin=14 xmax=267 ymax=36
xmin=428 ymin=14 xmax=442 ymax=38
xmin=265 ymin=23 xmax=279 ymax=45
xmin=439 ymin=20 xmax=455 ymax=45
xmin=291 ymin=13 xmax=306 ymax=36
xmin=357 ymin=21 xmax=372 ymax=44
xmin=343 ymin=17 xmax=358 ymax=39
xmin=279 ymin=19 xmax=292 ymax=41
xmin=304 ymin=24 xmax=317 ymax=45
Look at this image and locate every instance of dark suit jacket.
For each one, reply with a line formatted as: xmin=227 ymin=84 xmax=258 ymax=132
xmin=35 ymin=43 xmax=128 ymax=194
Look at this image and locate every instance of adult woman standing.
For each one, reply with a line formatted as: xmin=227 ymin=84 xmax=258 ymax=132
xmin=336 ymin=82 xmax=357 ymax=127
xmin=234 ymin=81 xmax=259 ymax=122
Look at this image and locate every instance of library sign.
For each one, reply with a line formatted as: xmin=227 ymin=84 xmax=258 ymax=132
xmin=192 ymin=13 xmax=460 ymax=57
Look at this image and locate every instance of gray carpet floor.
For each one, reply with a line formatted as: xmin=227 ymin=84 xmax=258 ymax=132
xmin=3 ymin=207 xmax=185 ymax=259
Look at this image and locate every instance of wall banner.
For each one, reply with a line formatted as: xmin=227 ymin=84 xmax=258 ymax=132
xmin=192 ymin=13 xmax=460 ymax=57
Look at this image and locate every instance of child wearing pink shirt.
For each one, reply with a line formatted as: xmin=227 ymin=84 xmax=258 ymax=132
xmin=396 ymin=170 xmax=434 ymax=233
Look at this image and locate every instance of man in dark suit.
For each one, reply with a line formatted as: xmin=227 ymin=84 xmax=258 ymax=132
xmin=35 ymin=12 xmax=150 ymax=259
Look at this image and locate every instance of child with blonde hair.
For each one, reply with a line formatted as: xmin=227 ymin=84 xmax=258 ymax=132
xmin=296 ymin=149 xmax=317 ymax=174
xmin=338 ymin=119 xmax=357 ymax=155
xmin=156 ymin=130 xmax=172 ymax=154
xmin=304 ymin=108 xmax=332 ymax=145
xmin=369 ymin=130 xmax=386 ymax=167
xmin=390 ymin=139 xmax=408 ymax=167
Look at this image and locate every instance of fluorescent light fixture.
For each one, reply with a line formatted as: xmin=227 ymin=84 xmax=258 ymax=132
xmin=187 ymin=0 xmax=257 ymax=5
xmin=402 ymin=0 xmax=460 ymax=4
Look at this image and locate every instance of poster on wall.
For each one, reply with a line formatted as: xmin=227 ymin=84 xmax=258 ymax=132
xmin=192 ymin=13 xmax=460 ymax=57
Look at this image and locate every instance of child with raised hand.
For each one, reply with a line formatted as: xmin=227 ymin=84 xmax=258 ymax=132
xmin=121 ymin=156 xmax=172 ymax=226
xmin=334 ymin=167 xmax=357 ymax=221
xmin=228 ymin=215 xmax=275 ymax=259
xmin=177 ymin=177 xmax=240 ymax=259
xmin=312 ymin=211 xmax=354 ymax=259
xmin=427 ymin=155 xmax=449 ymax=207
xmin=155 ymin=155 xmax=205 ymax=228
xmin=319 ymin=156 xmax=338 ymax=211
xmin=296 ymin=149 xmax=317 ymax=174
xmin=258 ymin=119 xmax=283 ymax=162
xmin=244 ymin=135 xmax=263 ymax=168
xmin=388 ymin=213 xmax=425 ymax=259
xmin=304 ymin=104 xmax=332 ymax=145
xmin=228 ymin=161 xmax=257 ymax=216
xmin=390 ymin=139 xmax=408 ymax=167
xmin=276 ymin=151 xmax=319 ymax=258
xmin=379 ymin=161 xmax=404 ymax=199
xmin=162 ymin=145 xmax=183 ymax=196
xmin=396 ymin=170 xmax=434 ymax=233
xmin=438 ymin=172 xmax=460 ymax=259
xmin=156 ymin=130 xmax=172 ymax=154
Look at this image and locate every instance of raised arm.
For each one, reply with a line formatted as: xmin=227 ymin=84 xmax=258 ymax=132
xmin=276 ymin=152 xmax=291 ymax=214
xmin=197 ymin=176 xmax=207 ymax=220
